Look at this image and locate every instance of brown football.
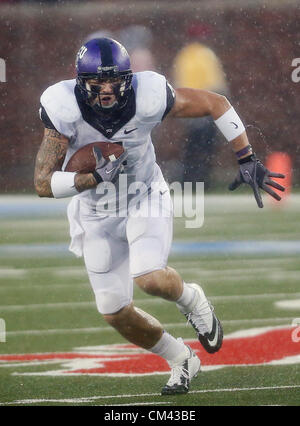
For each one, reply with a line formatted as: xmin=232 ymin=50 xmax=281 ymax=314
xmin=65 ymin=142 xmax=124 ymax=174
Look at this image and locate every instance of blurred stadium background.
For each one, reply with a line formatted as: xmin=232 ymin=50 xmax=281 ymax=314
xmin=0 ymin=0 xmax=300 ymax=407
xmin=0 ymin=0 xmax=300 ymax=191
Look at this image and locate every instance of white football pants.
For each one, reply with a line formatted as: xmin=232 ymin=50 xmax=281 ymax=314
xmin=71 ymin=187 xmax=173 ymax=314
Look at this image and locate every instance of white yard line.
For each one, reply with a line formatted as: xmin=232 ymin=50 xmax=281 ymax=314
xmin=275 ymin=299 xmax=300 ymax=310
xmin=2 ymin=292 xmax=300 ymax=312
xmin=0 ymin=263 xmax=298 ymax=280
xmin=191 ymin=271 xmax=300 ymax=283
xmin=2 ymin=269 xmax=299 ymax=290
xmin=5 ymin=326 xmax=111 ymax=337
xmin=0 ymin=283 xmax=88 ymax=291
xmin=0 ymin=301 xmax=96 ymax=312
xmin=0 ymin=269 xmax=28 ymax=278
xmin=210 ymin=292 xmax=300 ymax=302
xmin=1 ymin=384 xmax=299 ymax=405
xmin=5 ymin=317 xmax=295 ymax=337
xmin=0 ymin=266 xmax=87 ymax=279
xmin=173 ymin=267 xmax=300 ymax=281
xmin=172 ymin=256 xmax=300 ymax=267
xmin=175 ymin=266 xmax=284 ymax=275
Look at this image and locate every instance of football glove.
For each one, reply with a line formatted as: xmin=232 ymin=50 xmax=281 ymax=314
xmin=229 ymin=154 xmax=285 ymax=208
xmin=92 ymin=146 xmax=128 ymax=183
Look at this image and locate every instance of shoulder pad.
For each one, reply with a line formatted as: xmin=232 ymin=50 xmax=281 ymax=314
xmin=40 ymin=79 xmax=81 ymax=124
xmin=134 ymin=71 xmax=167 ymax=122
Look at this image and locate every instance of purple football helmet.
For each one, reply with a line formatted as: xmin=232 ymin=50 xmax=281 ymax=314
xmin=76 ymin=38 xmax=133 ymax=113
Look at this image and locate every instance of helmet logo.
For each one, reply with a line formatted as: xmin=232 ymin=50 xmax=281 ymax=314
xmin=97 ymin=65 xmax=119 ymax=73
xmin=77 ymin=46 xmax=88 ymax=60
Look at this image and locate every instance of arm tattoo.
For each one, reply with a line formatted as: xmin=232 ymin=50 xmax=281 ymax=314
xmin=34 ymin=128 xmax=69 ymax=197
xmin=34 ymin=129 xmax=98 ymax=197
xmin=74 ymin=173 xmax=98 ymax=193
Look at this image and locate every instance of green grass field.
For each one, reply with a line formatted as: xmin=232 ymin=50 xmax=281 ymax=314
xmin=0 ymin=193 xmax=300 ymax=407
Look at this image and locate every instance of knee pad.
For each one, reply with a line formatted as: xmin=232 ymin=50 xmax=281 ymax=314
xmin=94 ymin=290 xmax=131 ymax=315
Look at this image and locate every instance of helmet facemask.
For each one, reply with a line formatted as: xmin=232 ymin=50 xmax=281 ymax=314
xmin=77 ymin=70 xmax=132 ymax=114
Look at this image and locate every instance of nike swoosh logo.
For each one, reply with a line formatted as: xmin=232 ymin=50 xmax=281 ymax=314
xmin=244 ymin=170 xmax=253 ymax=184
xmin=105 ymin=167 xmax=117 ymax=174
xmin=124 ymin=128 xmax=138 ymax=134
xmin=206 ymin=315 xmax=219 ymax=347
xmin=230 ymin=122 xmax=238 ymax=129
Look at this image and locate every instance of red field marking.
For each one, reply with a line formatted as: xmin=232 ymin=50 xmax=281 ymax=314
xmin=0 ymin=328 xmax=299 ymax=376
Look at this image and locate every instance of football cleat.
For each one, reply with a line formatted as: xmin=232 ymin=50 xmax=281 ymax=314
xmin=177 ymin=283 xmax=223 ymax=354
xmin=161 ymin=343 xmax=201 ymax=395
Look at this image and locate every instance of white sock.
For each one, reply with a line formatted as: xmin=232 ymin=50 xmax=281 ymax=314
xmin=149 ymin=331 xmax=189 ymax=364
xmin=176 ymin=282 xmax=196 ymax=310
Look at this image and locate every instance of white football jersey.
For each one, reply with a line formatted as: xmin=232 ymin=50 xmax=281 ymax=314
xmin=40 ymin=71 xmax=174 ymax=213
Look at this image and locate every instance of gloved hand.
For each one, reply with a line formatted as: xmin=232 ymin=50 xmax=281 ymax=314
xmin=92 ymin=146 xmax=128 ymax=183
xmin=229 ymin=154 xmax=285 ymax=208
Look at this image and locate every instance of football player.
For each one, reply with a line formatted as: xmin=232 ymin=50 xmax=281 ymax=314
xmin=34 ymin=38 xmax=285 ymax=395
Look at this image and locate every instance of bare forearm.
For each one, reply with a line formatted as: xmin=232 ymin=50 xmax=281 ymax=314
xmin=230 ymin=132 xmax=253 ymax=159
xmin=171 ymin=88 xmax=252 ymax=158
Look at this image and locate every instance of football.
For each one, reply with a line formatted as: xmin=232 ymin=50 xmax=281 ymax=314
xmin=64 ymin=142 xmax=124 ymax=174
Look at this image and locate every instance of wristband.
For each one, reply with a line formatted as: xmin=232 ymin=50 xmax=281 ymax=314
xmin=92 ymin=170 xmax=103 ymax=184
xmin=51 ymin=171 xmax=79 ymax=198
xmin=238 ymin=153 xmax=256 ymax=164
xmin=235 ymin=144 xmax=252 ymax=159
xmin=214 ymin=107 xmax=245 ymax=142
